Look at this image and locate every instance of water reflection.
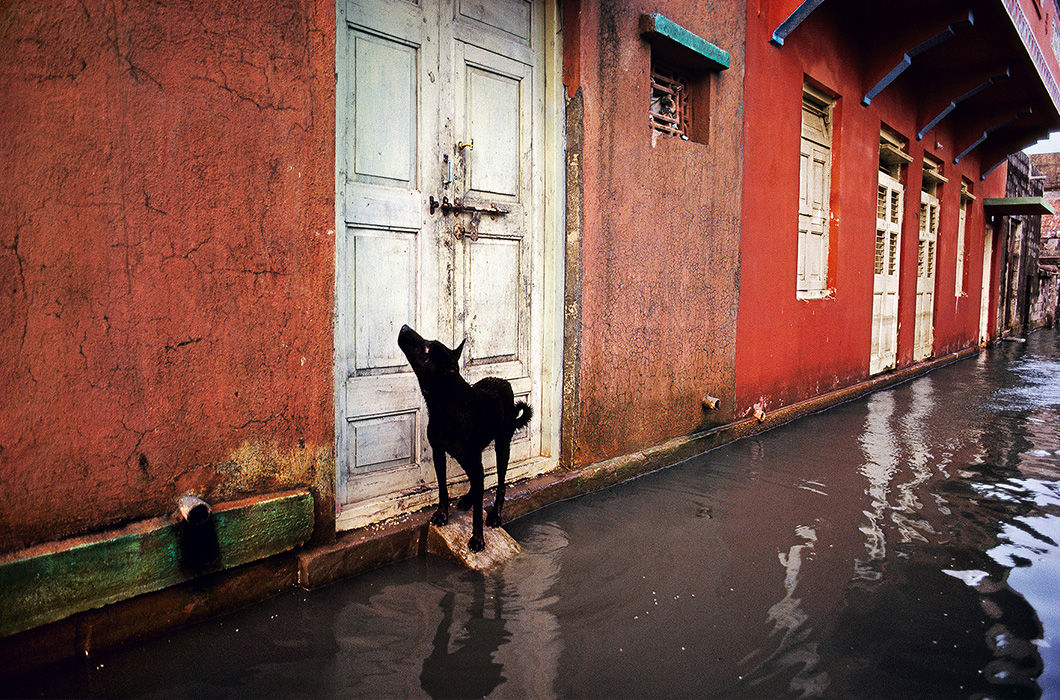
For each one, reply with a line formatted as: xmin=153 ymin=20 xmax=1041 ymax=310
xmin=336 ymin=523 xmax=564 ymax=699
xmin=8 ymin=332 xmax=1060 ymax=699
xmin=760 ymin=525 xmax=828 ymax=697
xmin=857 ymin=389 xmax=898 ymax=578
xmin=420 ymin=587 xmax=508 ymax=697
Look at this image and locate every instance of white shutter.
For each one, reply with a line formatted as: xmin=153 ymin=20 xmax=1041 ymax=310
xmin=797 ymin=92 xmax=831 ymax=297
xmin=955 ymin=200 xmax=967 ymax=296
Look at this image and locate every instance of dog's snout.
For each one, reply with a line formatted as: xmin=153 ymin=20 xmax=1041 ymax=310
xmin=400 ymin=324 xmax=410 ymax=333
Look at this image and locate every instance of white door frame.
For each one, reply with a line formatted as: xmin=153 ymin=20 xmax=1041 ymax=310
xmin=979 ymin=223 xmax=994 ymax=344
xmin=870 ymin=171 xmax=903 ymax=374
xmin=332 ymin=0 xmax=565 ymax=531
xmin=913 ymin=190 xmax=939 ymax=361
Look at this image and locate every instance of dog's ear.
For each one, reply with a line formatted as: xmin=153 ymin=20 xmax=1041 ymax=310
xmin=453 ymin=339 xmax=465 ymax=361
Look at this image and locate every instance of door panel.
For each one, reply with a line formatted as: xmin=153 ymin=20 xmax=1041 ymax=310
xmin=449 ymin=16 xmax=538 ymax=462
xmin=466 ymin=237 xmax=521 ymax=364
xmin=352 ymin=230 xmax=418 ymax=373
xmin=798 ymin=138 xmax=830 ymax=292
xmin=457 ymin=0 xmax=531 ymax=42
xmin=351 ymin=32 xmax=417 ymax=184
xmin=337 ymin=0 xmax=438 ymax=511
xmin=979 ymin=225 xmax=994 ymax=343
xmin=467 ymin=68 xmax=522 ymax=196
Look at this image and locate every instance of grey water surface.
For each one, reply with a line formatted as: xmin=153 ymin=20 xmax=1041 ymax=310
xmin=9 ymin=330 xmax=1060 ymax=699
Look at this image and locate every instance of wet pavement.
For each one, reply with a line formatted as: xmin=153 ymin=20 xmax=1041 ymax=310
xmin=7 ymin=329 xmax=1060 ymax=699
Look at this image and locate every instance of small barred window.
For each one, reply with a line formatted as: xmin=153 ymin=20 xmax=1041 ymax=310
xmin=650 ymin=69 xmax=689 ymax=139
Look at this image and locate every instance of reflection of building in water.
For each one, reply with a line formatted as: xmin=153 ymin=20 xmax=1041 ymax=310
xmin=856 ymin=391 xmax=898 ymax=579
xmin=756 ymin=524 xmax=829 ymax=697
xmin=891 ymin=380 xmax=938 ymax=545
xmin=492 ymin=523 xmax=564 ymax=699
xmin=855 ymin=378 xmax=977 ymax=581
xmin=943 ymin=548 xmax=1047 ymax=694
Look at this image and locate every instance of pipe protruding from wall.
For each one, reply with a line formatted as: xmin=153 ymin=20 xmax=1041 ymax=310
xmin=177 ymin=494 xmax=212 ymax=526
xmin=754 ymin=407 xmax=767 ymax=423
xmin=702 ymin=395 xmax=720 ymax=410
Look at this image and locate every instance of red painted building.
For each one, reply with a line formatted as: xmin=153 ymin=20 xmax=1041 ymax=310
xmin=737 ymin=0 xmax=1060 ymax=413
xmin=2 ymin=0 xmax=1059 ymax=667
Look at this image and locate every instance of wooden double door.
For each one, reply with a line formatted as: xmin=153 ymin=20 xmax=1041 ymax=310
xmin=335 ymin=0 xmax=552 ymax=528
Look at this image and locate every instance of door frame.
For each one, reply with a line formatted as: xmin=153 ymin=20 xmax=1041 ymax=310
xmin=979 ymin=223 xmax=994 ymax=344
xmin=870 ymin=170 xmax=903 ymax=375
xmin=332 ymin=0 xmax=565 ymax=531
xmin=913 ymin=188 xmax=940 ymax=361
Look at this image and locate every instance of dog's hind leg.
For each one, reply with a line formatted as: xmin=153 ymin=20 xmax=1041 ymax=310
xmin=487 ymin=435 xmax=511 ymax=528
xmin=463 ymin=456 xmax=485 ymax=552
xmin=430 ymin=444 xmax=450 ymax=526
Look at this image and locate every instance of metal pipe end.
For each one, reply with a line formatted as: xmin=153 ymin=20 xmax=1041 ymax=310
xmin=178 ymin=494 xmax=212 ymax=525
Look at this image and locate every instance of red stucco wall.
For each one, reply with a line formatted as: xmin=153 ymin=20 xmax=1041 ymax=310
xmin=0 ymin=0 xmax=336 ymax=553
xmin=565 ymin=0 xmax=746 ymax=467
xmin=735 ymin=4 xmax=1006 ymax=415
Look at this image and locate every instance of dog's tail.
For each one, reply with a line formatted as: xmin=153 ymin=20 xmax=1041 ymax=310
xmin=513 ymin=401 xmax=533 ymax=430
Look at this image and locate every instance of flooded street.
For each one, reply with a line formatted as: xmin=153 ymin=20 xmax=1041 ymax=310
xmin=9 ymin=329 xmax=1060 ymax=699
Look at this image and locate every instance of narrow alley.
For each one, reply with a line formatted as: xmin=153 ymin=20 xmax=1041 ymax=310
xmin=7 ymin=329 xmax=1060 ymax=698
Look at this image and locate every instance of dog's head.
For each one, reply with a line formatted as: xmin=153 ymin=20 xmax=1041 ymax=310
xmin=397 ymin=324 xmax=465 ymax=395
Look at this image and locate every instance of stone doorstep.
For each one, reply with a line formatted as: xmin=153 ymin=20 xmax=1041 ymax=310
xmin=0 ymin=347 xmax=978 ymax=678
xmin=425 ymin=510 xmax=522 ymax=571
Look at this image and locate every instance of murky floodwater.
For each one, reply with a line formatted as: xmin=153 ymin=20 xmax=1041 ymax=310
xmin=9 ymin=330 xmax=1060 ymax=699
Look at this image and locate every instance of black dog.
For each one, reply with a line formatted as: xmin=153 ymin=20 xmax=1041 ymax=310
xmin=398 ymin=325 xmax=532 ymax=552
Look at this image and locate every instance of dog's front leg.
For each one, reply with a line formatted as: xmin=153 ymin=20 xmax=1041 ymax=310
xmin=430 ymin=444 xmax=450 ymax=526
xmin=463 ymin=456 xmax=485 ymax=552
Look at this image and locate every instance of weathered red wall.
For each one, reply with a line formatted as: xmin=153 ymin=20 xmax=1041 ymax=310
xmin=565 ymin=0 xmax=746 ymax=467
xmin=0 ymin=0 xmax=336 ymax=553
xmin=735 ymin=4 xmax=1006 ymax=416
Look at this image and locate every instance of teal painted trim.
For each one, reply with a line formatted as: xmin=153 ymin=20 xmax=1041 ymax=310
xmin=640 ymin=14 xmax=729 ymax=71
xmin=0 ymin=490 xmax=314 ymax=637
xmin=983 ymin=197 xmax=1055 ymax=215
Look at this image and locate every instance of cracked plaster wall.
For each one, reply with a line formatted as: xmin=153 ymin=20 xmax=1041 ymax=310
xmin=0 ymin=0 xmax=336 ymax=553
xmin=567 ymin=0 xmax=745 ymax=467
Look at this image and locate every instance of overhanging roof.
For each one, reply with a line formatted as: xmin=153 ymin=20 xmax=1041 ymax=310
xmin=983 ymin=197 xmax=1056 ymax=216
xmin=770 ymin=0 xmax=1060 ymax=176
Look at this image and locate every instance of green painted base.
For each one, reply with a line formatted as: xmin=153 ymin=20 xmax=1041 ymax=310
xmin=0 ymin=490 xmax=313 ymax=637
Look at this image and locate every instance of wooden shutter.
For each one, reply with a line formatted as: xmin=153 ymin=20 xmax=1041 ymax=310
xmin=798 ymin=90 xmax=831 ymax=295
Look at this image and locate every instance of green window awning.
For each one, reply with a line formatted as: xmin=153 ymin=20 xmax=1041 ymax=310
xmin=983 ymin=197 xmax=1055 ymax=216
xmin=640 ymin=14 xmax=730 ymax=72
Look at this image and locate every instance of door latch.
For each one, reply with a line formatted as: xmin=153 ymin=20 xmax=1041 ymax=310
xmin=429 ymin=195 xmax=509 ymax=217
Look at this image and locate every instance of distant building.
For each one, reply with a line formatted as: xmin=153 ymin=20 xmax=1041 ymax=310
xmin=1029 ymin=151 xmax=1060 ymax=327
